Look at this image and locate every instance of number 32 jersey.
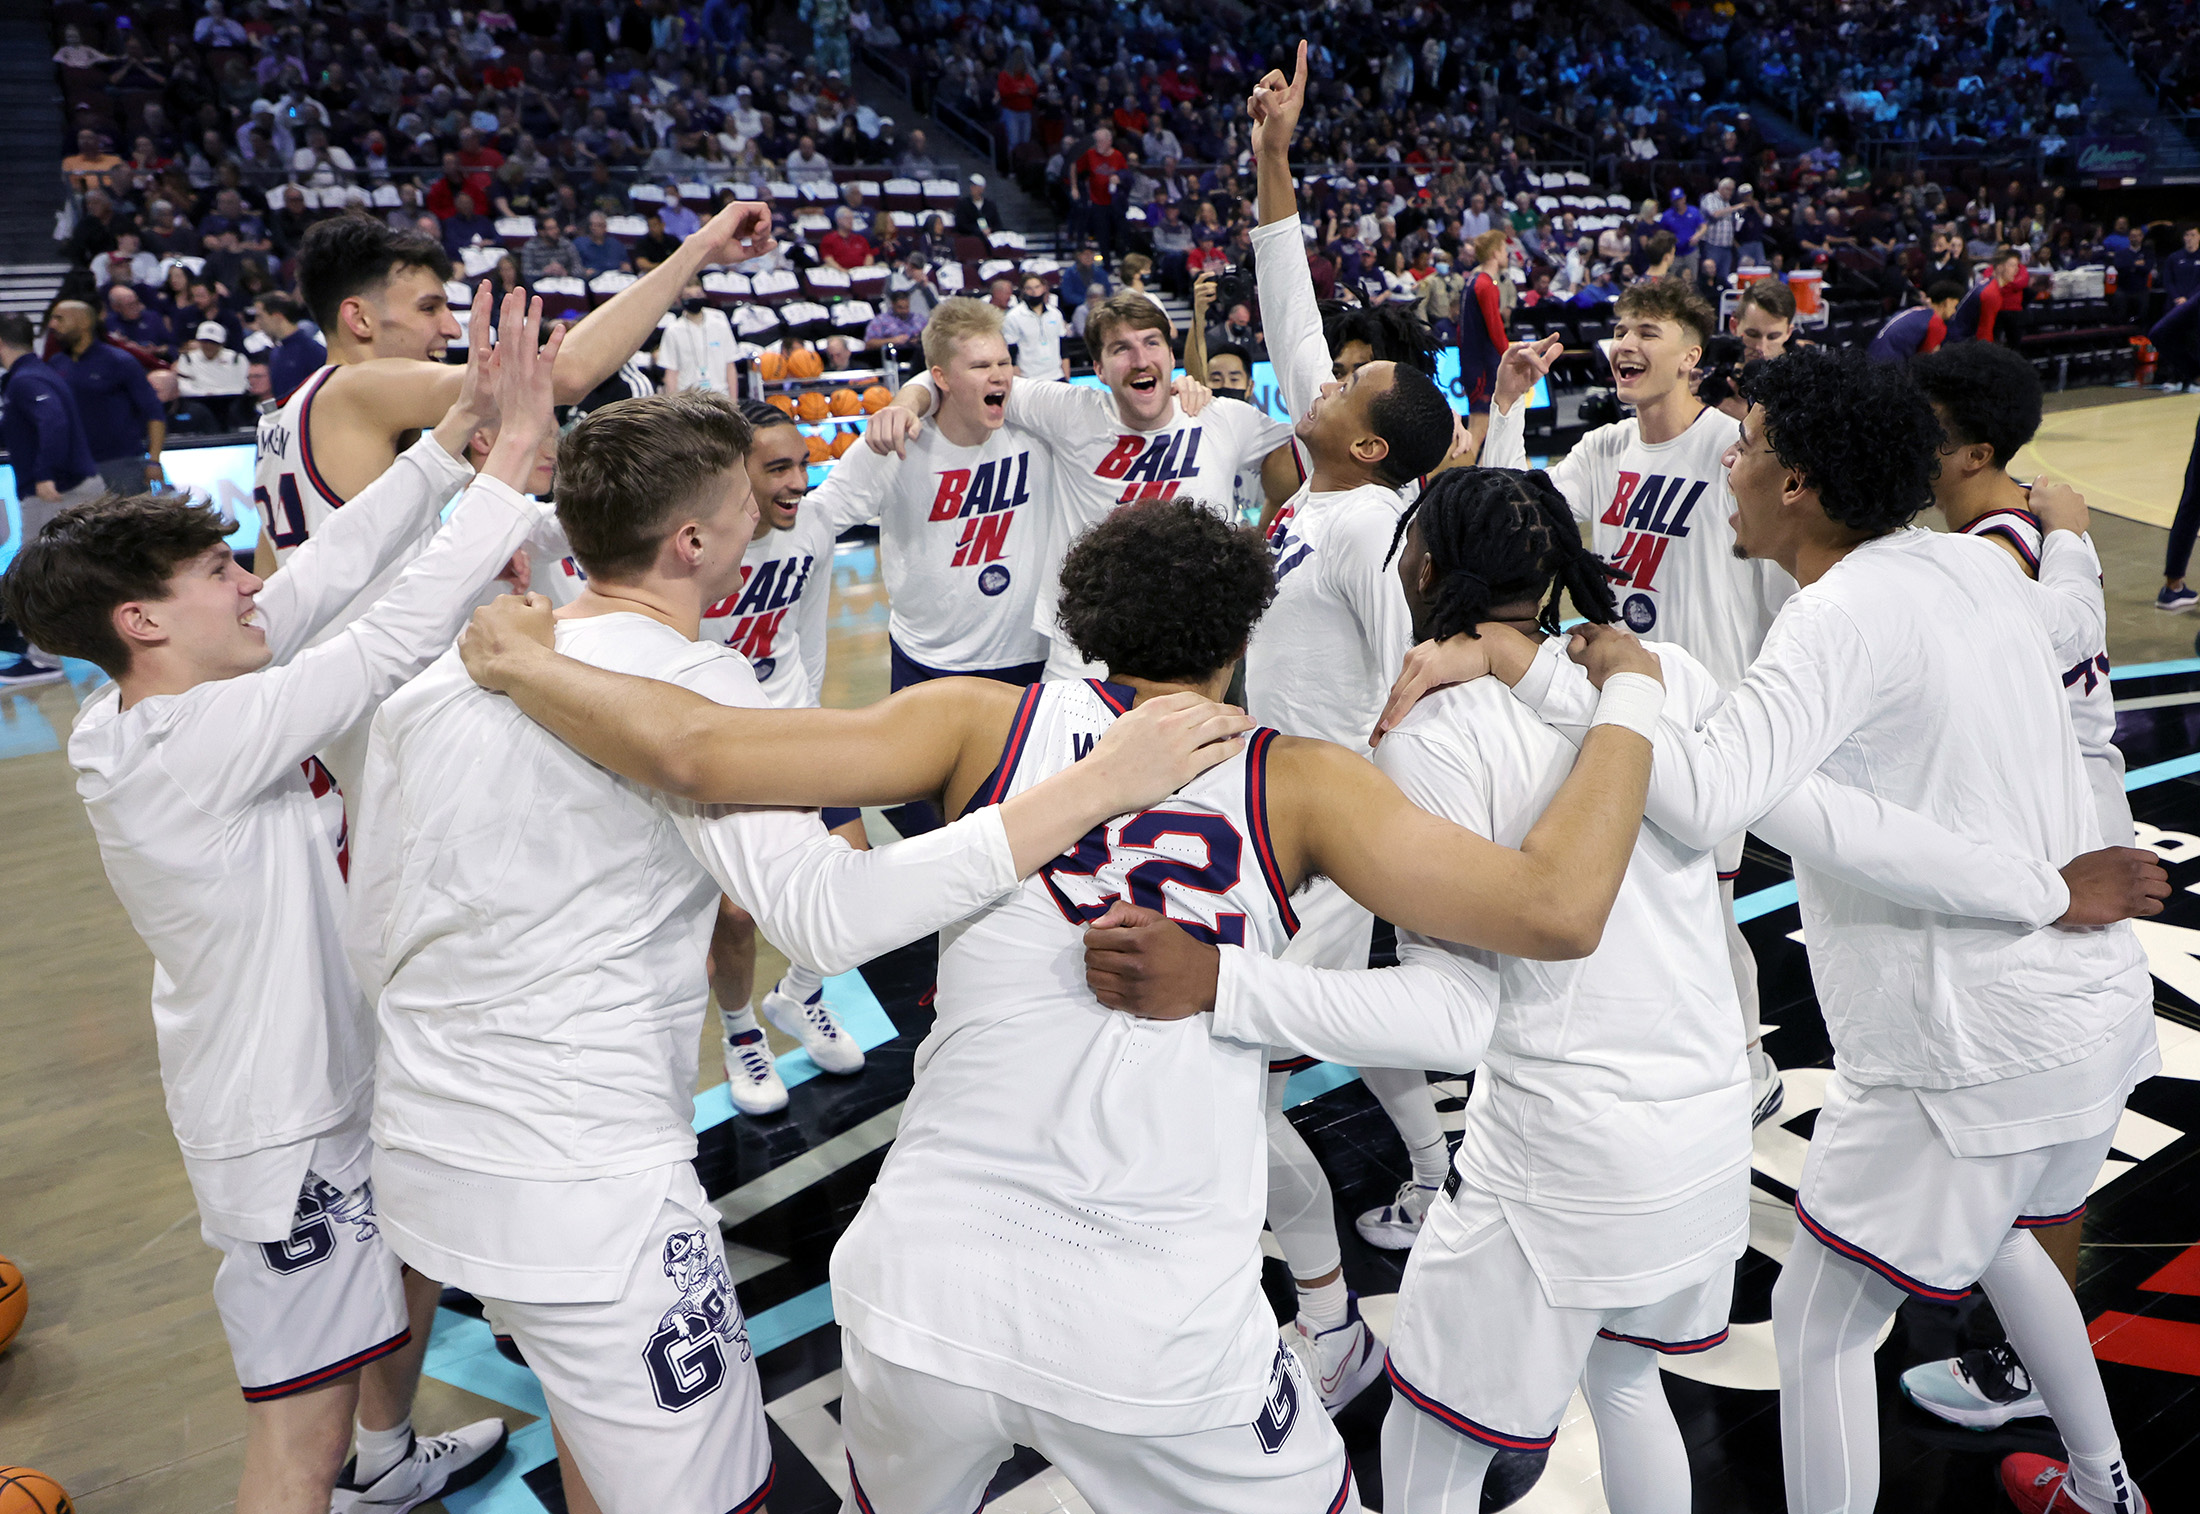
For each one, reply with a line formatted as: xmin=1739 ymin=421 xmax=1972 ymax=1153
xmin=831 ymin=678 xmax=1303 ymax=1436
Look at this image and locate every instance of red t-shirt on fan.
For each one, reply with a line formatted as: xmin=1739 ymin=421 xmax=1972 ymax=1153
xmin=1079 ymin=147 xmax=1127 ymax=205
xmin=998 ymin=72 xmax=1039 ymax=113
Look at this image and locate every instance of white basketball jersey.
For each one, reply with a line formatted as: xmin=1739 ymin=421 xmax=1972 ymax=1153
xmin=1961 ymin=507 xmax=2129 ymax=844
xmin=831 ymin=679 xmax=1303 ymax=1436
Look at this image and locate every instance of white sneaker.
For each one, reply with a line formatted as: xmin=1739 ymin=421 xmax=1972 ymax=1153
xmin=1355 ymin=1179 xmax=1439 ymax=1250
xmin=1288 ymin=1294 xmax=1384 ymax=1414
xmin=761 ymin=982 xmax=865 ymax=1075
xmin=1749 ymin=1043 xmax=1785 ymax=1128
xmin=331 ymin=1421 xmax=509 ymax=1513
xmin=1899 ymin=1342 xmax=2048 ymax=1429
xmin=723 ymin=1027 xmax=789 ymax=1115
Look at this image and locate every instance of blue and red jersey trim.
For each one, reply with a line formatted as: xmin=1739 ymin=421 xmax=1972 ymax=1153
xmin=1243 ymin=727 xmax=1299 ymax=936
xmin=1268 ymin=1052 xmax=1319 ymax=1073
xmin=1088 ymin=677 xmax=1132 ymax=714
xmin=294 ymin=366 xmax=348 ymax=511
xmin=727 ymin=1464 xmax=775 ymax=1514
xmin=1795 ymin=1202 xmax=1973 ymax=1302
xmin=961 ymin=682 xmax=1047 ymax=816
xmin=1386 ymin=1354 xmax=1559 ymax=1451
xmin=2015 ymin=1202 xmax=2087 ymax=1229
xmin=1596 ymin=1325 xmax=1731 ymax=1355
xmin=1324 ymin=1464 xmax=1355 ymax=1514
xmin=239 ymin=1327 xmax=410 ymax=1401
xmin=1963 ymin=506 xmax=2041 ymax=572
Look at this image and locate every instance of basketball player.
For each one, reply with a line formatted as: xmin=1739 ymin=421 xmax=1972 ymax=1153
xmin=1241 ymin=43 xmax=1475 ymax=1404
xmin=1865 ymin=282 xmax=1964 ymax=364
xmin=1898 ymin=340 xmax=2132 ymax=1434
xmin=1481 ymin=281 xmax=1794 ymax=1127
xmin=456 ymin=493 xmax=1673 ymax=1513
xmin=1 ymin=288 xmax=549 ymax=1514
xmin=1386 ymin=347 xmax=2162 ymax=1514
xmin=1080 ymin=468 xmax=2149 ymax=1513
xmin=1730 ymin=279 xmax=1799 ymax=364
xmin=253 ymin=206 xmax=774 ymax=672
xmin=351 ymin=391 xmax=1250 ymax=1514
xmin=1948 ymin=248 xmax=2027 ymax=345
xmin=865 ymin=290 xmax=1301 ymax=677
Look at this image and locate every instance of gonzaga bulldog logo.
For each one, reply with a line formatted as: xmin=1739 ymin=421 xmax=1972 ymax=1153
xmin=259 ymin=1174 xmax=379 ymax=1275
xmin=644 ymin=1227 xmax=751 ymax=1411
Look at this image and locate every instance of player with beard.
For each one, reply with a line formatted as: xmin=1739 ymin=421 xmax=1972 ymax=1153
xmin=1482 ymin=279 xmax=1795 ymax=1131
xmin=1239 ymin=43 xmax=1478 ymax=1411
xmin=866 ymin=291 xmax=1302 ymax=678
xmin=1384 ymin=347 xmax=2164 ymax=1514
xmin=455 ymin=492 xmax=1674 ymax=1513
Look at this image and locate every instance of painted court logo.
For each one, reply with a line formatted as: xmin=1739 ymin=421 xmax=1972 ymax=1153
xmin=644 ymin=1228 xmax=750 ymax=1412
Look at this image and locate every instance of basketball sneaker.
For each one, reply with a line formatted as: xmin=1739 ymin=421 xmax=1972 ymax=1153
xmin=1288 ymin=1293 xmax=1384 ymax=1413
xmin=1999 ymin=1452 xmax=2148 ymax=1514
xmin=1355 ymin=1180 xmax=1439 ymax=1250
xmin=331 ymin=1420 xmax=509 ymax=1513
xmin=723 ymin=1026 xmax=789 ymax=1115
xmin=1749 ymin=1043 xmax=1785 ymax=1128
xmin=1899 ymin=1341 xmax=2046 ymax=1428
xmin=2154 ymin=585 xmax=2198 ymax=613
xmin=760 ymin=981 xmax=865 ymax=1075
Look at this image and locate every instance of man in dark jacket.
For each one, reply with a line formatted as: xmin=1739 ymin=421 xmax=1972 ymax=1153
xmin=0 ymin=313 xmax=105 ymax=684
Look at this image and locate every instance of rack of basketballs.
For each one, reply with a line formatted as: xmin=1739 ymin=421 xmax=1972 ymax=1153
xmin=745 ymin=344 xmax=903 ymax=478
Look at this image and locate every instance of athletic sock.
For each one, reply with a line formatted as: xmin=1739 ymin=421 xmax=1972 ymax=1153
xmin=778 ymin=962 xmax=826 ymax=1004
xmin=723 ymin=1003 xmax=764 ymax=1046
xmin=1407 ymin=1133 xmax=1450 ymax=1191
xmin=1982 ymin=1228 xmax=2141 ymax=1513
xmin=1298 ymin=1274 xmax=1350 ymax=1333
xmin=353 ymin=1419 xmax=413 ymax=1484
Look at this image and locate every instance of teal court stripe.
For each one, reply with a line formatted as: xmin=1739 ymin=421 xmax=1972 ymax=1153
xmin=2127 ymin=753 xmax=2200 ymax=791
xmin=1733 ymin=880 xmax=1799 ymax=923
xmin=420 ymin=1307 xmax=558 ymax=1514
xmin=2111 ymin=657 xmax=2200 ymax=679
xmin=692 ymin=969 xmax=899 ymax=1133
xmin=747 ymin=1282 xmax=837 ymax=1357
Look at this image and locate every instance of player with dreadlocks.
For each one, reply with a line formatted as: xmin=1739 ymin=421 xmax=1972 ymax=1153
xmin=1083 ymin=459 xmax=2130 ymax=1510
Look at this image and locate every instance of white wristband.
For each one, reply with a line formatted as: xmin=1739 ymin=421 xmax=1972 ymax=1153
xmin=1590 ymin=671 xmax=1665 ymax=741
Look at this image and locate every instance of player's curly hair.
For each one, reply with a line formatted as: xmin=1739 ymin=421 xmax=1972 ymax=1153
xmin=1736 ymin=346 xmax=1940 ymax=536
xmin=1908 ymin=340 xmax=2041 ymax=470
xmin=1388 ymin=468 xmax=1623 ymax=641
xmin=1320 ymin=299 xmax=1437 ymax=375
xmin=1055 ymin=498 xmax=1275 ymax=683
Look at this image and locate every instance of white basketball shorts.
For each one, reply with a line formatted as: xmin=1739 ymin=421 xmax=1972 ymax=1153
xmin=1795 ymin=1072 xmax=2118 ymax=1301
xmin=838 ymin=1328 xmax=1359 ymax=1514
xmin=481 ymin=1168 xmax=773 ymax=1514
xmin=203 ymin=1169 xmax=411 ymax=1402
xmin=1383 ymin=1191 xmax=1732 ymax=1452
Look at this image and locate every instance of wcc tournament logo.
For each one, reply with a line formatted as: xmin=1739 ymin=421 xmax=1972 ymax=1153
xmin=644 ymin=1227 xmax=751 ymax=1412
xmin=930 ymin=452 xmax=1032 ymax=574
xmin=1597 ymin=468 xmax=1712 ymax=596
xmin=259 ymin=1174 xmax=379 ymax=1275
xmin=706 ymin=553 xmax=818 ymax=678
xmin=1093 ymin=427 xmax=1206 ymax=507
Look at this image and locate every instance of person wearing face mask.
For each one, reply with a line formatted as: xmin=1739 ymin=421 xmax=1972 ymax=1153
xmin=658 ymin=282 xmax=740 ymax=395
xmin=1000 ymin=273 xmax=1068 ymax=382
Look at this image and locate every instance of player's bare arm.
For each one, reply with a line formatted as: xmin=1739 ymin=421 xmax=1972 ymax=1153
xmin=319 ymin=203 xmax=776 ymax=483
xmin=459 ymin=595 xmax=1252 ymax=876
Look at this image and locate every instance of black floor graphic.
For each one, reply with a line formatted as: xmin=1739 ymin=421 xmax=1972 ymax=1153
xmin=462 ymin=665 xmax=2200 ymax=1512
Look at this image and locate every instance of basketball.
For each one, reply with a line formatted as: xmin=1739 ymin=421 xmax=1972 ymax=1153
xmin=861 ymin=384 xmax=893 ymax=414
xmin=805 ymin=433 xmax=832 ymax=464
xmin=0 ymin=1469 xmax=73 ymax=1514
xmin=831 ymin=431 xmax=858 ymax=458
xmin=0 ymin=1257 xmax=23 ymax=1352
xmin=829 ymin=387 xmax=862 ymax=416
xmin=766 ymin=393 xmax=797 ymax=417
xmin=796 ymin=391 xmax=832 ymax=422
xmin=786 ymin=347 xmax=824 ymax=379
xmin=756 ymin=350 xmax=784 ymax=381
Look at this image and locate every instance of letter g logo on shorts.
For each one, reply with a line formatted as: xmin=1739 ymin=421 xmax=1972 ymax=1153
xmin=1253 ymin=1345 xmax=1301 ymax=1454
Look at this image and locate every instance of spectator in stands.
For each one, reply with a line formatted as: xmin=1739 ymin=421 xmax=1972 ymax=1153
xmin=42 ymin=299 xmax=167 ymax=499
xmin=954 ymin=175 xmax=1003 ymax=239
xmin=574 ymin=211 xmax=631 ymax=276
xmin=865 ymin=290 xmax=928 ymax=350
xmin=93 ymin=232 xmax=159 ymax=293
xmin=1637 ymin=231 xmax=1678 ymax=283
xmin=174 ymin=321 xmax=251 ymax=427
xmin=193 ymin=0 xmax=248 ymax=49
xmin=441 ymin=192 xmax=497 ymax=259
xmin=425 ymin=155 xmax=474 ymax=220
xmin=1662 ymin=187 xmax=1706 ymax=262
xmin=997 ymin=48 xmax=1039 ymax=154
xmin=270 ymin=185 xmax=324 ymax=259
xmin=895 ymin=129 xmax=942 ymax=179
xmin=659 ymin=188 xmax=703 ymax=241
xmin=1060 ymin=245 xmax=1111 ymax=310
xmin=888 ymin=256 xmax=942 ymax=321
xmin=658 ymin=281 xmax=741 ymax=395
xmin=1207 ymin=300 xmax=1262 ymax=364
xmin=787 ymin=133 xmax=834 ymax=185
xmin=520 ymin=216 xmax=584 ymax=282
xmin=986 ymin=274 xmax=1016 ymax=313
xmin=1151 ymin=202 xmax=1194 ymax=294
xmin=254 ymin=292 xmax=326 ymax=401
xmin=1002 ymin=272 xmax=1067 ymax=381
xmin=1071 ymin=125 xmax=1128 ymax=255
xmin=821 ymin=207 xmax=873 ymax=271
xmin=103 ymin=285 xmax=174 ymax=364
xmin=66 ymin=189 xmax=130 ymax=268
xmin=63 ymin=130 xmax=125 ymax=196
xmin=1732 ymin=279 xmax=1799 ymax=364
xmin=1697 ymin=180 xmax=1738 ymax=283
xmin=1070 ymin=282 xmax=1108 ymax=343
xmin=0 ymin=313 xmax=102 ymax=685
xmin=2152 ymin=225 xmax=2200 ymax=393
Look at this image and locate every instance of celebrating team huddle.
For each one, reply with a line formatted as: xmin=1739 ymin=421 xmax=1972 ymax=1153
xmin=3 ymin=43 xmax=2177 ymax=1514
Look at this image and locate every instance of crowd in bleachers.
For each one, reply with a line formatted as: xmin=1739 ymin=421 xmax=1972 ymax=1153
xmin=37 ymin=0 xmax=2200 ymax=446
xmin=2091 ymin=0 xmax=2200 ymax=113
